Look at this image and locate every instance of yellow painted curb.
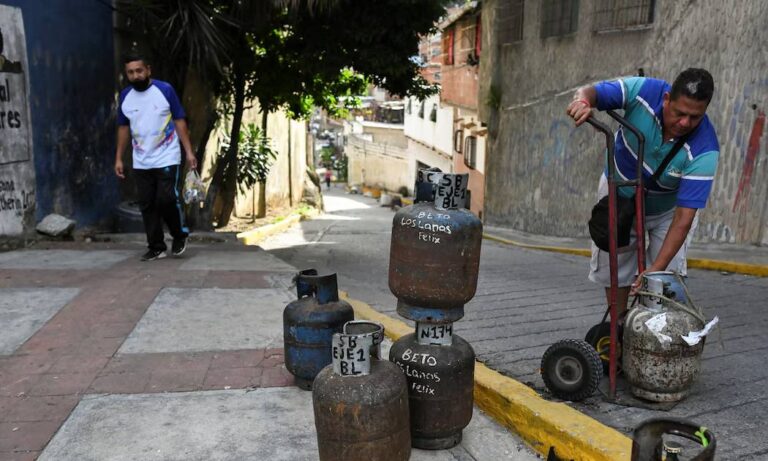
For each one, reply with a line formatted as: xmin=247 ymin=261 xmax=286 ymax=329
xmin=341 ymin=293 xmax=633 ymax=461
xmin=484 ymin=233 xmax=768 ymax=277
xmin=483 ymin=233 xmax=591 ymax=258
xmin=236 ymin=213 xmax=303 ymax=246
xmin=688 ymin=257 xmax=768 ymax=277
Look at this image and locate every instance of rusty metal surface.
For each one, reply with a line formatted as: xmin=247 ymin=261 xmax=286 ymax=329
xmin=312 ymin=360 xmax=410 ymax=461
xmin=623 ymin=306 xmax=705 ymax=402
xmin=389 ymin=333 xmax=475 ymax=449
xmin=388 ymin=202 xmax=482 ymax=322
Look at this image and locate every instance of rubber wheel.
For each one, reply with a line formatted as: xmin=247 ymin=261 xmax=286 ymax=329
xmin=584 ymin=322 xmax=623 ymax=375
xmin=541 ymin=339 xmax=602 ymax=401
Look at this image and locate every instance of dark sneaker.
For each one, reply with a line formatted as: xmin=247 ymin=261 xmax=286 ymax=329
xmin=171 ymin=238 xmax=187 ymax=256
xmin=141 ymin=249 xmax=167 ymax=261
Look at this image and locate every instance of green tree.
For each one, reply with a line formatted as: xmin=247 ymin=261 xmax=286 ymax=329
xmin=219 ymin=123 xmax=278 ymax=220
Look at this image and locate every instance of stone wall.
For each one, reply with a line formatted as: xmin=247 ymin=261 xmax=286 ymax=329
xmin=200 ymin=106 xmax=308 ymax=218
xmin=481 ymin=0 xmax=768 ymax=244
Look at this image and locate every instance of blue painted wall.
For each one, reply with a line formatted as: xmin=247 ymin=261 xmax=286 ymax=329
xmin=2 ymin=0 xmax=119 ymax=228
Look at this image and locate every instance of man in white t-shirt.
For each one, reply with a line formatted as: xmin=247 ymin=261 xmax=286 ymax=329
xmin=114 ymin=54 xmax=197 ymax=261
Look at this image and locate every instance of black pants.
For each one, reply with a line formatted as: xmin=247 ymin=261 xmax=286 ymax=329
xmin=134 ymin=165 xmax=189 ymax=251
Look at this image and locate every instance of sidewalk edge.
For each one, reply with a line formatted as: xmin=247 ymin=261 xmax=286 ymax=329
xmin=236 ymin=214 xmax=304 ymax=246
xmin=341 ymin=294 xmax=633 ymax=461
xmin=484 ymin=232 xmax=768 ymax=277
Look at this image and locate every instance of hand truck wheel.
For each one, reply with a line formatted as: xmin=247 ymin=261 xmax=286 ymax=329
xmin=585 ymin=321 xmax=623 ymax=376
xmin=541 ymin=339 xmax=602 ymax=401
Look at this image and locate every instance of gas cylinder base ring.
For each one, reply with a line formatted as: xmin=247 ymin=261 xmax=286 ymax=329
xmin=412 ymin=432 xmax=462 ymax=450
xmin=541 ymin=339 xmax=602 ymax=402
xmin=294 ymin=376 xmax=313 ymax=391
xmin=396 ymin=301 xmax=464 ymax=324
xmin=630 ymin=386 xmax=690 ymax=403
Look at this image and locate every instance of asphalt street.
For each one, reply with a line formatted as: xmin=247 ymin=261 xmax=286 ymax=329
xmin=262 ymin=186 xmax=768 ymax=461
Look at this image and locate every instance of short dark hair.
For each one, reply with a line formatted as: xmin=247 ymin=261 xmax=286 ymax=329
xmin=122 ymin=52 xmax=149 ymax=66
xmin=670 ymin=68 xmax=714 ymax=104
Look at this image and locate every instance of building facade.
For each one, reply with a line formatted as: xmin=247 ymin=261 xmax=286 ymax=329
xmin=440 ymin=4 xmax=487 ymax=217
xmin=480 ymin=0 xmax=768 ymax=244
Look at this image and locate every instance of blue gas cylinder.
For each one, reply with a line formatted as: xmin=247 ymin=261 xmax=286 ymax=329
xmin=284 ymin=270 xmax=354 ymax=390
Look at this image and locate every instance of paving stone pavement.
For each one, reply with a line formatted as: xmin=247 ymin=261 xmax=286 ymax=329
xmin=467 ymin=245 xmax=768 ymax=460
xmin=0 ymin=240 xmax=539 ymax=461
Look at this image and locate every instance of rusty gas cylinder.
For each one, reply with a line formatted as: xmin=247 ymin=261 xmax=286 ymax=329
xmin=389 ymin=172 xmax=482 ymax=323
xmin=631 ymin=417 xmax=716 ymax=461
xmin=283 ymin=269 xmax=354 ymax=390
xmin=389 ymin=322 xmax=475 ymax=449
xmin=313 ymin=321 xmax=410 ymax=461
xmin=623 ymin=273 xmax=705 ymax=402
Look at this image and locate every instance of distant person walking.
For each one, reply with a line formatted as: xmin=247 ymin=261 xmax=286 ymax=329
xmin=114 ymin=53 xmax=197 ymax=261
xmin=324 ymin=169 xmax=332 ymax=190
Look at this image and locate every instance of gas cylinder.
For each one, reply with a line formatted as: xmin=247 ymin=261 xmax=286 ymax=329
xmin=313 ymin=321 xmax=410 ymax=461
xmin=631 ymin=417 xmax=716 ymax=460
xmin=389 ymin=172 xmax=482 ymax=323
xmin=283 ymin=269 xmax=354 ymax=390
xmin=389 ymin=322 xmax=475 ymax=449
xmin=623 ymin=273 xmax=705 ymax=402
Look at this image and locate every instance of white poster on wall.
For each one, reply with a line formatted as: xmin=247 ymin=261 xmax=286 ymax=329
xmin=0 ymin=5 xmax=35 ymax=236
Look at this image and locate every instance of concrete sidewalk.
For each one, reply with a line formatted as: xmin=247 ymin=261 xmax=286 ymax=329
xmin=0 ymin=240 xmax=538 ymax=460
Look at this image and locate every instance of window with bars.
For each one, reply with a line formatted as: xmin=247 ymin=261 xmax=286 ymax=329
xmin=497 ymin=0 xmax=524 ymax=44
xmin=541 ymin=0 xmax=579 ymax=38
xmin=593 ymin=0 xmax=655 ymax=31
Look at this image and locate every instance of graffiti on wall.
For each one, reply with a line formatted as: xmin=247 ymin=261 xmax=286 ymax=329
xmin=0 ymin=5 xmax=34 ymax=236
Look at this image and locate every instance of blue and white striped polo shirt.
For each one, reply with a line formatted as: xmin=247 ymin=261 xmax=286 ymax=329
xmin=594 ymin=77 xmax=719 ymax=215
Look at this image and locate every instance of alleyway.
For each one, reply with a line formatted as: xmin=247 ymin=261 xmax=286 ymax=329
xmin=263 ymin=186 xmax=768 ymax=461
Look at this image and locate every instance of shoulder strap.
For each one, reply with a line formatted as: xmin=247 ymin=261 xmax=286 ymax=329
xmin=651 ymin=136 xmax=689 ymax=183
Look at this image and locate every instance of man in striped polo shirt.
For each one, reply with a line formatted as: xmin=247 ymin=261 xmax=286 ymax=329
xmin=566 ymin=69 xmax=718 ymax=313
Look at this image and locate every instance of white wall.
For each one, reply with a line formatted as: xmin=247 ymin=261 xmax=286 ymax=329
xmin=403 ymin=94 xmax=454 ymax=156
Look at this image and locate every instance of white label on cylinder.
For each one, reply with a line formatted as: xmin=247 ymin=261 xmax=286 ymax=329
xmin=434 ymin=173 xmax=468 ymax=210
xmin=331 ymin=333 xmax=371 ymax=376
xmin=641 ymin=274 xmax=665 ymax=310
xmin=416 ymin=322 xmax=453 ymax=346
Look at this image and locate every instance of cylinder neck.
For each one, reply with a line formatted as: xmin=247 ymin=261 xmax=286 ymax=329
xmin=331 ymin=321 xmax=384 ymax=376
xmin=296 ymin=270 xmax=339 ymax=304
xmin=433 ymin=173 xmax=469 ymax=211
xmin=416 ymin=322 xmax=453 ymax=346
xmin=414 ymin=168 xmax=442 ymax=203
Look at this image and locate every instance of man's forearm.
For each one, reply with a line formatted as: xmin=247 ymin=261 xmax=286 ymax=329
xmin=174 ymin=119 xmax=194 ymax=156
xmin=649 ymin=207 xmax=696 ymax=271
xmin=115 ymin=126 xmax=129 ymax=161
